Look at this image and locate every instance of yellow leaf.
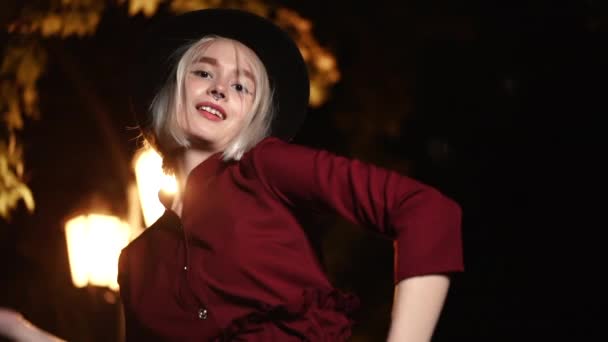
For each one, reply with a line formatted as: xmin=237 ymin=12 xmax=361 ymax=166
xmin=0 ymin=80 xmax=17 ymax=104
xmin=0 ymin=142 xmax=35 ymax=220
xmin=3 ymin=98 xmax=23 ymax=131
xmin=87 ymin=11 xmax=101 ymax=33
xmin=75 ymin=14 xmax=90 ymax=36
xmin=315 ymin=52 xmax=335 ymax=72
xmin=22 ymin=85 xmax=40 ymax=119
xmin=16 ymin=47 xmax=46 ymax=87
xmin=1 ymin=46 xmax=26 ymax=75
xmin=129 ymin=0 xmax=162 ymax=17
xmin=298 ymin=46 xmax=310 ymax=62
xmin=15 ymin=184 xmax=35 ymax=212
xmin=60 ymin=11 xmax=99 ymax=37
xmin=61 ymin=12 xmax=80 ymax=37
xmin=309 ymin=82 xmax=325 ymax=108
xmin=41 ymin=14 xmax=63 ymax=37
xmin=241 ymin=1 xmax=270 ymax=17
xmin=327 ymin=69 xmax=340 ymax=83
xmin=170 ymin=0 xmax=212 ymax=13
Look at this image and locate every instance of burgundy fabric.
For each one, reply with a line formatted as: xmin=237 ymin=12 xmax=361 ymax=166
xmin=118 ymin=137 xmax=463 ymax=341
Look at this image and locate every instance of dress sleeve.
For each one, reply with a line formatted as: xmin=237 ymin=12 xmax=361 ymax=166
xmin=247 ymin=137 xmax=464 ymax=284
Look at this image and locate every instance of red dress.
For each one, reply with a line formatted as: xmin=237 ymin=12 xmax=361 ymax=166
xmin=118 ymin=137 xmax=464 ymax=341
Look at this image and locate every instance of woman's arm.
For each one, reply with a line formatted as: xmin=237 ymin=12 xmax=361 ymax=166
xmin=387 ymin=275 xmax=450 ymax=342
xmin=250 ymin=138 xmax=464 ymax=280
xmin=0 ymin=308 xmax=66 ymax=342
xmin=249 ymin=138 xmax=463 ymax=338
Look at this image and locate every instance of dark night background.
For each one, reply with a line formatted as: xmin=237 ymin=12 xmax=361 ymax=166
xmin=1 ymin=0 xmax=605 ymax=341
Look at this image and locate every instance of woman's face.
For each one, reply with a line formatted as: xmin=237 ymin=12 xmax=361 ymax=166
xmin=178 ymin=39 xmax=258 ymax=151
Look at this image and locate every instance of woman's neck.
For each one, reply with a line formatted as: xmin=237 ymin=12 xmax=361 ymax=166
xmin=171 ymin=148 xmax=218 ymax=216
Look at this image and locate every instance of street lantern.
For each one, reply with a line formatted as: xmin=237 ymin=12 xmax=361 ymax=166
xmin=64 ymin=213 xmax=131 ymax=291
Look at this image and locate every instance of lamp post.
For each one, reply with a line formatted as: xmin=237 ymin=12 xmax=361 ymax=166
xmin=64 ymin=212 xmax=132 ymax=342
xmin=63 ymin=146 xmax=173 ymax=341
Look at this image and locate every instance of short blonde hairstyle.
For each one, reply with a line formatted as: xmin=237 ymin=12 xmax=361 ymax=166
xmin=146 ymin=35 xmax=275 ymax=173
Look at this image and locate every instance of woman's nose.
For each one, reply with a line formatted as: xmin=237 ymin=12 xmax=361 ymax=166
xmin=208 ymin=86 xmax=226 ymax=101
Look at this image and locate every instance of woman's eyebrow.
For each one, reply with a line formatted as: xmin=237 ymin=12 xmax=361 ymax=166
xmin=196 ymin=56 xmax=218 ymax=65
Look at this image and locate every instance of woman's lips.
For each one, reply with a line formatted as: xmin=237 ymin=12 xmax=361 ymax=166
xmin=196 ymin=102 xmax=226 ymax=121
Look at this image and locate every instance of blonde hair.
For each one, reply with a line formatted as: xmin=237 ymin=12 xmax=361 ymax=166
xmin=147 ymin=35 xmax=275 ymax=173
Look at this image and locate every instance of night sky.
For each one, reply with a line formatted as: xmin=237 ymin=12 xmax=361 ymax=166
xmin=1 ymin=1 xmax=605 ymax=341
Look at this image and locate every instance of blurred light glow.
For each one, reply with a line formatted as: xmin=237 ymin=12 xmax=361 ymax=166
xmin=275 ymin=8 xmax=340 ymax=108
xmin=65 ymin=214 xmax=131 ymax=291
xmin=160 ymin=173 xmax=178 ymax=195
xmin=133 ymin=147 xmax=177 ymax=227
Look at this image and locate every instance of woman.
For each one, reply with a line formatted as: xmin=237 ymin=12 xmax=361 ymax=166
xmin=119 ymin=8 xmax=464 ymax=341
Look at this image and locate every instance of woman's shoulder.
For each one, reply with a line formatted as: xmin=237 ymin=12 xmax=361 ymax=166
xmin=249 ymin=136 xmax=287 ymax=152
xmin=243 ymin=136 xmax=320 ymax=164
xmin=121 ymin=210 xmax=181 ymax=254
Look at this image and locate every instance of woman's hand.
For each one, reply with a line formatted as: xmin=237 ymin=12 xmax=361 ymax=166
xmin=387 ymin=275 xmax=450 ymax=342
xmin=0 ymin=308 xmax=66 ymax=342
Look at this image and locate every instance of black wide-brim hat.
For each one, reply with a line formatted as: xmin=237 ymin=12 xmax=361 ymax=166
xmin=129 ymin=8 xmax=309 ymax=141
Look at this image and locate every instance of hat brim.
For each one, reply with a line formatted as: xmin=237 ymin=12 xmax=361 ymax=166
xmin=129 ymin=8 xmax=309 ymax=141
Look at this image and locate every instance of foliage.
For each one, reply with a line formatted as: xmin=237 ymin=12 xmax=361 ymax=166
xmin=0 ymin=136 xmax=35 ymax=219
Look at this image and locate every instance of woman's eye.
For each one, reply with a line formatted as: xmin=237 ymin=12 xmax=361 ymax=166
xmin=193 ymin=70 xmax=211 ymax=78
xmin=232 ymin=83 xmax=249 ymax=94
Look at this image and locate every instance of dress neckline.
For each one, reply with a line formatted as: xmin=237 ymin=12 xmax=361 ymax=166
xmin=157 ymin=150 xmax=226 ymax=212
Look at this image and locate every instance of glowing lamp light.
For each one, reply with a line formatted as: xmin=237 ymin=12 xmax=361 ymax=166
xmin=65 ymin=214 xmax=131 ymax=291
xmin=133 ymin=148 xmax=177 ymax=227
